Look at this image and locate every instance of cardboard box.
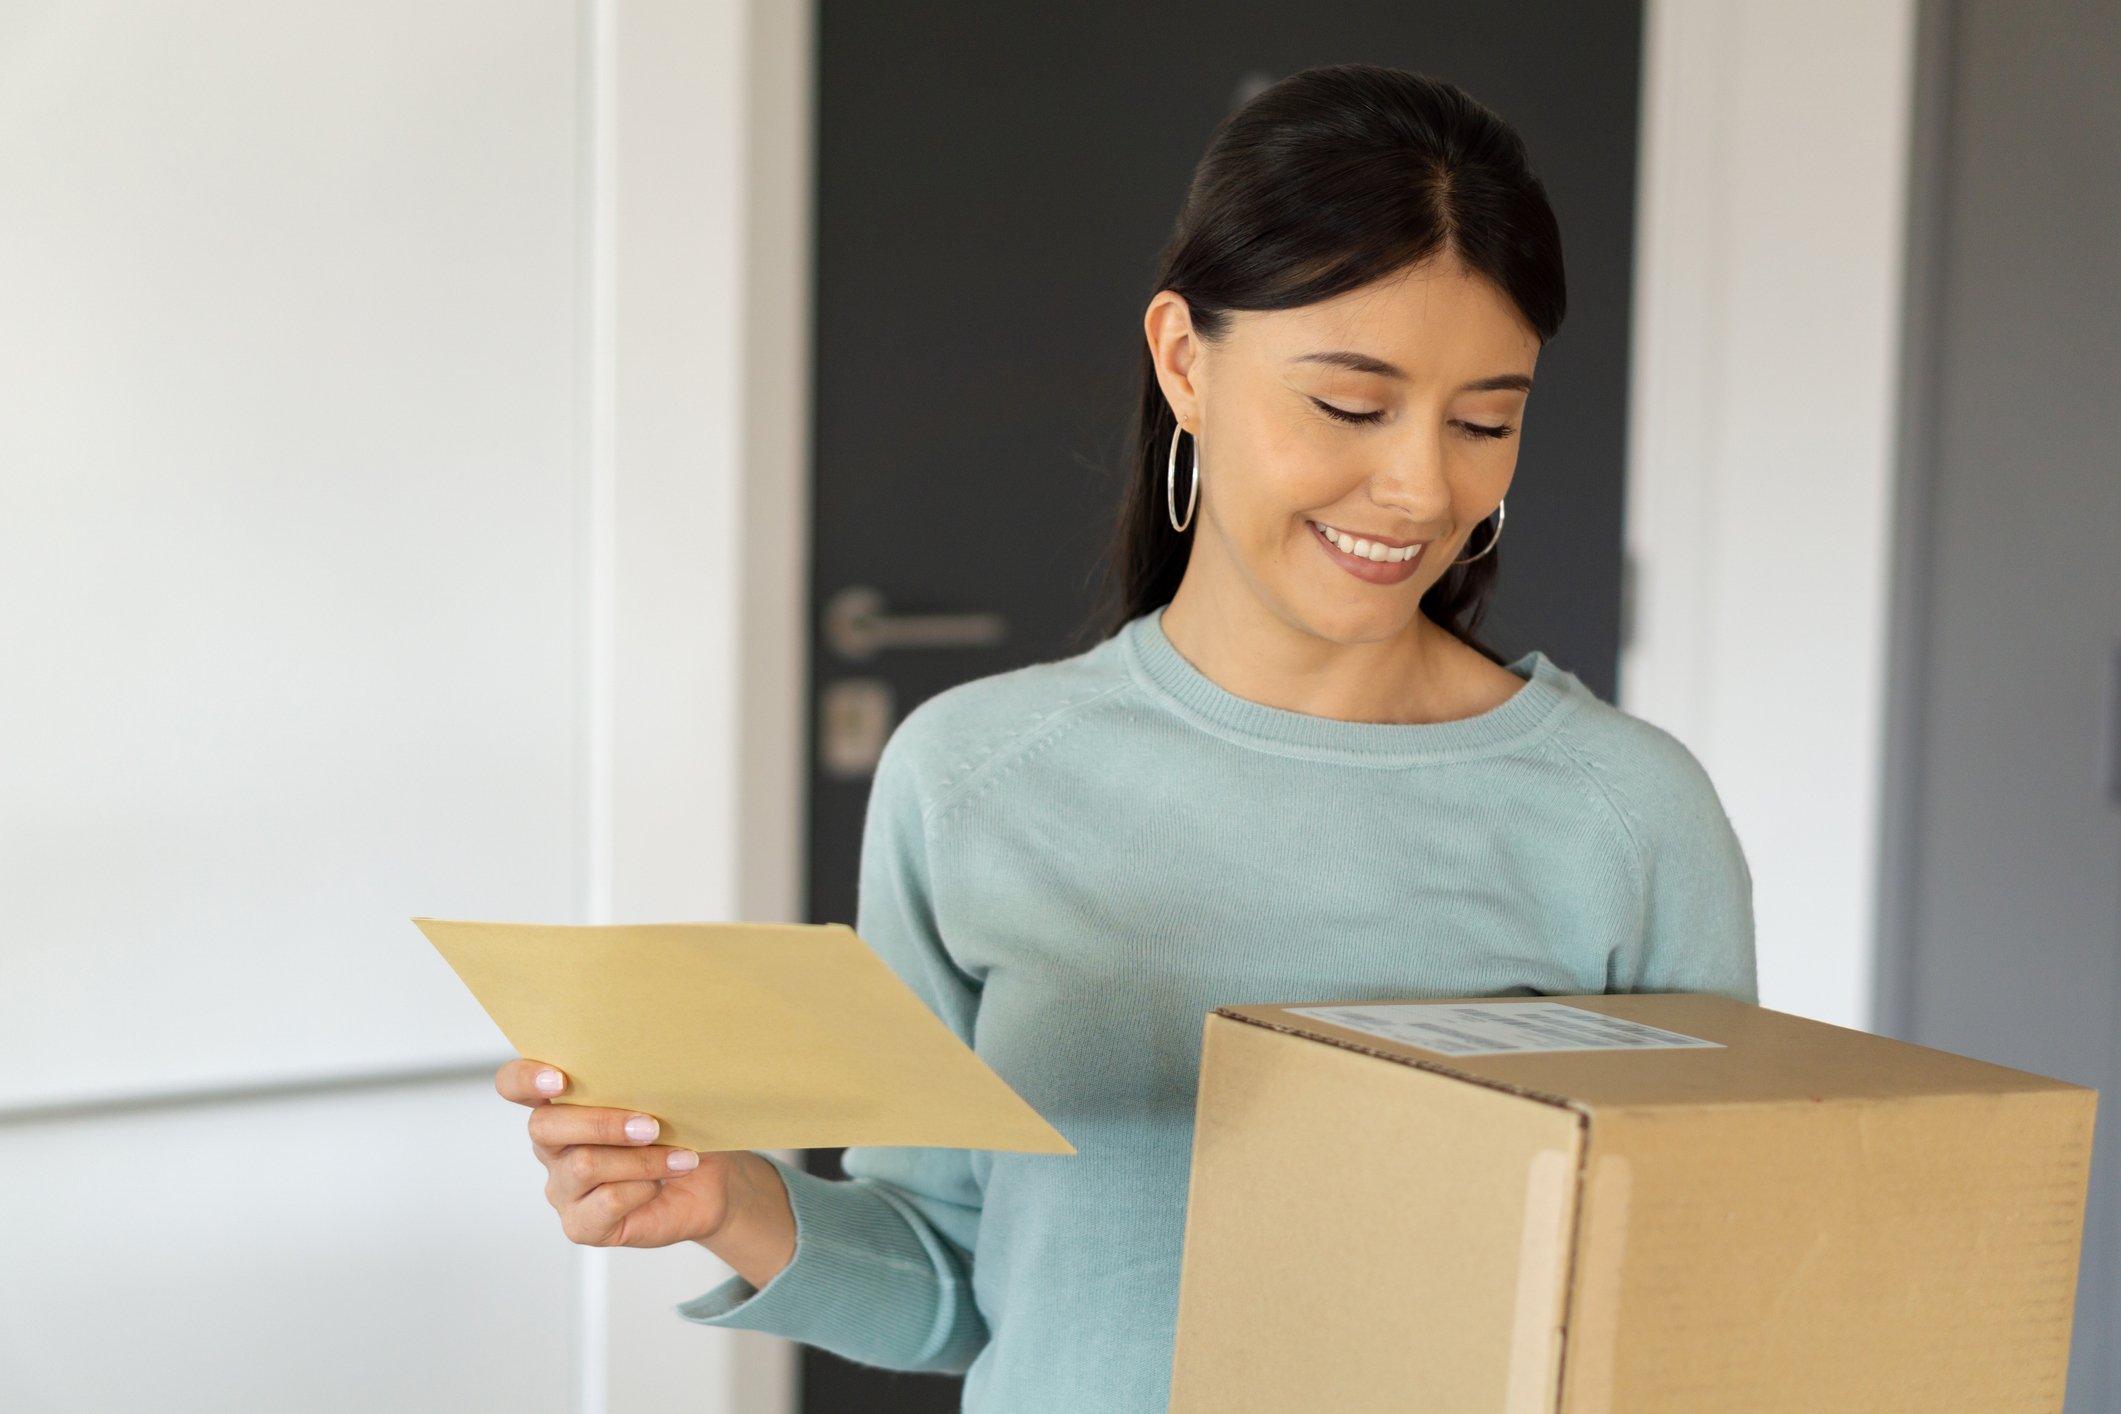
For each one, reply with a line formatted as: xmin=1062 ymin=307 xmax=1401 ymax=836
xmin=1168 ymin=993 xmax=2098 ymax=1413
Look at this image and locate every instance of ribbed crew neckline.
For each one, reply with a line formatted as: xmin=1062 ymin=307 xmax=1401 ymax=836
xmin=1116 ymin=604 xmax=1578 ymax=764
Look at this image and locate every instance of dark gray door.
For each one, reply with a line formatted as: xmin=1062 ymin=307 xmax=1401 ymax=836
xmin=801 ymin=4 xmax=1646 ymax=1409
xmin=1879 ymin=3 xmax=2120 ymax=1409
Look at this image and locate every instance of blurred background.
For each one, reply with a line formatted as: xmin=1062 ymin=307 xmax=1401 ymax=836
xmin=1 ymin=0 xmax=2114 ymax=1410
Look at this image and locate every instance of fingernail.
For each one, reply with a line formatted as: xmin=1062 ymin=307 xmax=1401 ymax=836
xmin=625 ymin=1115 xmax=658 ymax=1143
xmin=667 ymin=1149 xmax=699 ymax=1173
xmin=534 ymin=1069 xmax=563 ymax=1093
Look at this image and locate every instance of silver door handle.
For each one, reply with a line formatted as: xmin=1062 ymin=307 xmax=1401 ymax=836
xmin=824 ymin=585 xmax=1009 ymax=662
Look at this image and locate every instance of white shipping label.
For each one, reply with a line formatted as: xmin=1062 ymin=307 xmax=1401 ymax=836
xmin=1282 ymin=1001 xmax=1724 ymax=1056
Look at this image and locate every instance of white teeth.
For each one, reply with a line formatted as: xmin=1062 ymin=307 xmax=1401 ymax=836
xmin=1312 ymin=521 xmax=1421 ymax=564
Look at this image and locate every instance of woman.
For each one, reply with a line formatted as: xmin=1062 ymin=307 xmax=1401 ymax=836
xmin=494 ymin=63 xmax=1757 ymax=1413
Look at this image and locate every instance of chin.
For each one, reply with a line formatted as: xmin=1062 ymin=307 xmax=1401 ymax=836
xmin=1290 ymin=594 xmax=1419 ymax=645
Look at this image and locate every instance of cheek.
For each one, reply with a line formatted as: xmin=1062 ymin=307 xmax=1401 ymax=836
xmin=1462 ymin=447 xmax=1518 ymax=506
xmin=1263 ymin=444 xmax=1361 ymax=517
xmin=1207 ymin=436 xmax=1334 ymax=529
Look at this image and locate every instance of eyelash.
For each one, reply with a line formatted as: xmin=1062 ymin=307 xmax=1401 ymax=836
xmin=1310 ymin=398 xmax=1515 ymax=440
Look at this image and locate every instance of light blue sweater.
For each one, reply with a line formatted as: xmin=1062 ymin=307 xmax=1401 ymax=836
xmin=674 ymin=605 xmax=1757 ymax=1411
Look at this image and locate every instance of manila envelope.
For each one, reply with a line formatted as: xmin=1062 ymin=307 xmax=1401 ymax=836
xmin=415 ymin=916 xmax=1074 ymax=1157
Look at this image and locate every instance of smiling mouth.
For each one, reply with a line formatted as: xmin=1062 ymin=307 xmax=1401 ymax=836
xmin=1307 ymin=519 xmax=1426 ymax=564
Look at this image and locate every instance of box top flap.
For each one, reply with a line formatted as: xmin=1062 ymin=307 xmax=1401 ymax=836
xmin=1212 ymin=994 xmax=2093 ymax=1111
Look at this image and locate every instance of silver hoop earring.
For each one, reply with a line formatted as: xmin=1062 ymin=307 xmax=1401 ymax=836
xmin=1167 ymin=424 xmax=1200 ymax=533
xmin=1451 ymin=498 xmax=1505 ymax=565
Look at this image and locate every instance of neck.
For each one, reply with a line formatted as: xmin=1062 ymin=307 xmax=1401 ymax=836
xmin=1157 ymin=566 xmax=1464 ymax=726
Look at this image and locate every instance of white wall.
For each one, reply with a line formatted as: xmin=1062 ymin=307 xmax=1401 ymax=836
xmin=0 ymin=1 xmax=811 ymax=1410
xmin=1625 ymin=0 xmax=1920 ymax=1034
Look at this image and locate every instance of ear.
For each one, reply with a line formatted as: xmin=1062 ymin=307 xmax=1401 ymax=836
xmin=1144 ymin=290 xmax=1205 ymax=431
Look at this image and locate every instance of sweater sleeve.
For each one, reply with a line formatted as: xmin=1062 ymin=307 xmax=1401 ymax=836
xmin=1601 ymin=724 xmax=1761 ymax=1006
xmin=672 ymin=717 xmax=989 ymax=1373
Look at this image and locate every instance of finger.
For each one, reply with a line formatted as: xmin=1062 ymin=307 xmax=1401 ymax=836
xmin=495 ymin=1059 xmax=568 ymax=1106
xmin=565 ymin=1178 xmax=662 ymax=1246
xmin=549 ymin=1143 xmax=699 ymax=1206
xmin=528 ymin=1104 xmax=664 ymax=1157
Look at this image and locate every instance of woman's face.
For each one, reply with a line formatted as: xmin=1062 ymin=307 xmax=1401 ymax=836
xmin=1146 ymin=253 xmax=1538 ymax=644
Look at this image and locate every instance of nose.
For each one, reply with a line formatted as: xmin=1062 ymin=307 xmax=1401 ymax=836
xmin=1364 ymin=433 xmax=1455 ymax=523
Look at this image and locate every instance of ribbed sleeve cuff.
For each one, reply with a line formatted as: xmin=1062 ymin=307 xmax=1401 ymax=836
xmin=671 ymin=1152 xmax=980 ymax=1373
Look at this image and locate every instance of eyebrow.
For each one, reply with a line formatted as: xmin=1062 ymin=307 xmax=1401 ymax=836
xmin=1290 ymin=350 xmax=1533 ymax=394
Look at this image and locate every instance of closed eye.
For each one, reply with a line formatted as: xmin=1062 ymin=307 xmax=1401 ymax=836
xmin=1309 ymin=398 xmax=1516 ymax=440
xmin=1311 ymin=399 xmax=1383 ymax=425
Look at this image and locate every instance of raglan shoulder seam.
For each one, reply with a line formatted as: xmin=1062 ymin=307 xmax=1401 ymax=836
xmin=1545 ymin=727 xmax=1648 ymax=870
xmin=877 ymin=638 xmax=1132 ymax=827
xmin=922 ymin=679 xmax=1132 ymax=826
xmin=1542 ymin=723 xmax=1652 ymax=940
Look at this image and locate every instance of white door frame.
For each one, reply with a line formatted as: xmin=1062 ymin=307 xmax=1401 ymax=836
xmin=1623 ymin=0 xmax=1922 ymax=1036
xmin=580 ymin=0 xmax=814 ymax=1410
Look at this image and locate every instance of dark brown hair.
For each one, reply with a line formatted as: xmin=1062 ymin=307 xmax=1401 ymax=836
xmin=1076 ymin=64 xmax=1567 ymax=662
